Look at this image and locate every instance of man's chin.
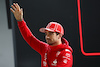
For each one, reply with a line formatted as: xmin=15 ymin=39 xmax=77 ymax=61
xmin=47 ymin=42 xmax=53 ymax=45
xmin=47 ymin=42 xmax=56 ymax=46
xmin=48 ymin=43 xmax=52 ymax=45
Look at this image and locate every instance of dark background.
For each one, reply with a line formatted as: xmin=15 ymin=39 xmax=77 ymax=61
xmin=9 ymin=0 xmax=100 ymax=67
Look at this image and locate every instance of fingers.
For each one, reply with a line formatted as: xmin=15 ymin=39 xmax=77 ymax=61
xmin=11 ymin=4 xmax=16 ymax=11
xmin=10 ymin=3 xmax=16 ymax=13
xmin=10 ymin=3 xmax=21 ymax=12
xmin=13 ymin=3 xmax=18 ymax=9
xmin=16 ymin=3 xmax=20 ymax=10
xmin=10 ymin=8 xmax=15 ymax=13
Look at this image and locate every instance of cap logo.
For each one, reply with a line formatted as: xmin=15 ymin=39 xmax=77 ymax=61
xmin=46 ymin=23 xmax=56 ymax=31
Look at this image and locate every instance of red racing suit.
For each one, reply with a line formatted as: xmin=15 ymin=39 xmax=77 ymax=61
xmin=17 ymin=19 xmax=73 ymax=67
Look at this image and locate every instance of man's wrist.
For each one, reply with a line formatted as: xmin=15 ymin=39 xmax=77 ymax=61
xmin=17 ymin=19 xmax=23 ymax=21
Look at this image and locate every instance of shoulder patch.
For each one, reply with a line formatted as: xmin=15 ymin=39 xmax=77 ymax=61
xmin=65 ymin=49 xmax=71 ymax=52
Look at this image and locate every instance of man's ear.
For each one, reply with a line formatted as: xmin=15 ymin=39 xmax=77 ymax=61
xmin=58 ymin=34 xmax=62 ymax=39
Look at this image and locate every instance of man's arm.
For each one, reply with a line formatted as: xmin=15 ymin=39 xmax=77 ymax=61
xmin=10 ymin=3 xmax=48 ymax=55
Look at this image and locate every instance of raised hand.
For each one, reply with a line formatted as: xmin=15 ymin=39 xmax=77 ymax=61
xmin=10 ymin=3 xmax=23 ymax=21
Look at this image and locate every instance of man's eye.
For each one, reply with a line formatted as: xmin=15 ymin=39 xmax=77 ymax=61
xmin=49 ymin=32 xmax=54 ymax=35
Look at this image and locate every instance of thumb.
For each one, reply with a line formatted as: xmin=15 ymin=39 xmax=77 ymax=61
xmin=21 ymin=8 xmax=23 ymax=13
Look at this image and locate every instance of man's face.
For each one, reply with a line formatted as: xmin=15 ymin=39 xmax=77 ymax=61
xmin=45 ymin=31 xmax=59 ymax=45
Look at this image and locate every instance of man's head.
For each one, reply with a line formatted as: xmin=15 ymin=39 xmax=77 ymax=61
xmin=39 ymin=22 xmax=64 ymax=46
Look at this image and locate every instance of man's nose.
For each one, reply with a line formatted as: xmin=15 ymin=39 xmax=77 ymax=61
xmin=46 ymin=35 xmax=50 ymax=39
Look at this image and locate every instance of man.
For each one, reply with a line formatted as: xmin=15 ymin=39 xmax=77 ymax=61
xmin=10 ymin=3 xmax=73 ymax=67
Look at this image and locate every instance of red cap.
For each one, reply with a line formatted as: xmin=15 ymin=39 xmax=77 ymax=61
xmin=39 ymin=22 xmax=64 ymax=35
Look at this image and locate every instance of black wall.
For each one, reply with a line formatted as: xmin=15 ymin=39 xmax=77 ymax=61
xmin=11 ymin=0 xmax=100 ymax=67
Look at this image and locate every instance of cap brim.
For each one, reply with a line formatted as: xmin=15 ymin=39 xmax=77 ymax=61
xmin=39 ymin=28 xmax=55 ymax=33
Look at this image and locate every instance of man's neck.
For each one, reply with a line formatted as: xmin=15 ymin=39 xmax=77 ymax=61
xmin=50 ymin=41 xmax=62 ymax=46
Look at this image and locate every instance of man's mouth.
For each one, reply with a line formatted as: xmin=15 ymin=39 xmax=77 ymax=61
xmin=47 ymin=38 xmax=51 ymax=40
xmin=47 ymin=39 xmax=51 ymax=41
xmin=46 ymin=39 xmax=52 ymax=43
